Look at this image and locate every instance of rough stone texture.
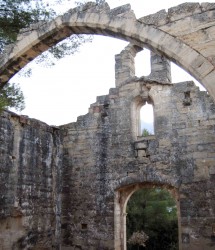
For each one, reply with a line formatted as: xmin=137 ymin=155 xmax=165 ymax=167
xmin=1 ymin=45 xmax=215 ymax=249
xmin=148 ymin=51 xmax=171 ymax=83
xmin=2 ymin=2 xmax=215 ymax=98
xmin=60 ymin=78 xmax=215 ymax=250
xmin=115 ymin=44 xmax=141 ymax=87
xmin=115 ymin=46 xmax=171 ymax=87
xmin=1 ymin=2 xmax=215 ymax=250
xmin=0 ymin=112 xmax=63 ymax=249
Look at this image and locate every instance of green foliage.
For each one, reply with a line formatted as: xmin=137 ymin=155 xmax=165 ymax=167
xmin=0 ymin=0 xmax=50 ymax=112
xmin=126 ymin=188 xmax=178 ymax=250
xmin=0 ymin=0 xmax=93 ymax=60
xmin=0 ymin=0 xmax=54 ymax=52
xmin=142 ymin=128 xmax=151 ymax=137
xmin=0 ymin=82 xmax=25 ymax=112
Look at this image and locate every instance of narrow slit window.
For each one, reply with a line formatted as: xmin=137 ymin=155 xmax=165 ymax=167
xmin=135 ymin=49 xmax=151 ymax=77
xmin=140 ymin=102 xmax=154 ymax=136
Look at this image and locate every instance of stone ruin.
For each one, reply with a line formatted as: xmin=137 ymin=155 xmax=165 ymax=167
xmin=0 ymin=2 xmax=215 ymax=250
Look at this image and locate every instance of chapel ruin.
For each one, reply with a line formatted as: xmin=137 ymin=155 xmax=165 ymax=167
xmin=0 ymin=2 xmax=215 ymax=249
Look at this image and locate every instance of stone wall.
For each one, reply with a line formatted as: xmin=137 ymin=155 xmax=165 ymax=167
xmin=1 ymin=2 xmax=215 ymax=245
xmin=1 ymin=79 xmax=215 ymax=250
xmin=60 ymin=78 xmax=215 ymax=250
xmin=0 ymin=111 xmax=63 ymax=249
xmin=1 ymin=46 xmax=215 ymax=249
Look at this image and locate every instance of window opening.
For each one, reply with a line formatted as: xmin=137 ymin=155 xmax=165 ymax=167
xmin=135 ymin=49 xmax=151 ymax=77
xmin=126 ymin=188 xmax=179 ymax=250
xmin=140 ymin=102 xmax=154 ymax=136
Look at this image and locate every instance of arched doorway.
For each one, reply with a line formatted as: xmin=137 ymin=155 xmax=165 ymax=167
xmin=127 ymin=187 xmax=178 ymax=250
xmin=114 ymin=183 xmax=181 ymax=250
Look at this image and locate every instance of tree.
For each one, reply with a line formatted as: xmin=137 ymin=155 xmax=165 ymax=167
xmin=126 ymin=188 xmax=178 ymax=250
xmin=0 ymin=0 xmax=52 ymax=112
xmin=0 ymin=82 xmax=25 ymax=113
xmin=0 ymin=0 xmax=54 ymax=52
xmin=0 ymin=0 xmax=105 ymax=112
xmin=0 ymin=0 xmax=93 ymax=54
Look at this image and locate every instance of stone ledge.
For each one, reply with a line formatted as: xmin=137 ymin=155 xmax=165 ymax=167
xmin=134 ymin=135 xmax=156 ymax=158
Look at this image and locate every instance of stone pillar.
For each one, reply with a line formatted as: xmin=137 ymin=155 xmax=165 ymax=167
xmin=148 ymin=51 xmax=172 ymax=83
xmin=115 ymin=44 xmax=142 ymax=87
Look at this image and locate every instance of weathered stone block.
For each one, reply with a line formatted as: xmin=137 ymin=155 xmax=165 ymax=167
xmin=168 ymin=3 xmax=201 ymax=22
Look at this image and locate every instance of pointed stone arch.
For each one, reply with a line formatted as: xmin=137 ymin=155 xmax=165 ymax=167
xmin=1 ymin=2 xmax=215 ymax=98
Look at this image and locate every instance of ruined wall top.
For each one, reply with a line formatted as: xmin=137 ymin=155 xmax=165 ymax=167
xmin=139 ymin=2 xmax=212 ymax=25
xmin=115 ymin=44 xmax=172 ymax=86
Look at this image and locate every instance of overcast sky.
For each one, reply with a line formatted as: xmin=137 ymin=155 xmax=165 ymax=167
xmin=11 ymin=0 xmax=210 ymax=126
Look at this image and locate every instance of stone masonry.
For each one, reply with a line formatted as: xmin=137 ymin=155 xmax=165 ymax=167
xmin=0 ymin=112 xmax=63 ymax=249
xmin=0 ymin=43 xmax=215 ymax=249
xmin=0 ymin=2 xmax=215 ymax=250
xmin=2 ymin=2 xmax=215 ymax=98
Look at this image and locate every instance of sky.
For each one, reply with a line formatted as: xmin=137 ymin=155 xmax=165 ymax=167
xmin=10 ymin=0 xmax=210 ymax=126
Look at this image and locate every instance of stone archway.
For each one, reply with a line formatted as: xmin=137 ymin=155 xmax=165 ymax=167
xmin=1 ymin=2 xmax=215 ymax=98
xmin=114 ymin=183 xmax=181 ymax=250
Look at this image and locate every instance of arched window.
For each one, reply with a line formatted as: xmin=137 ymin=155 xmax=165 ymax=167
xmin=131 ymin=97 xmax=155 ymax=139
xmin=140 ymin=102 xmax=154 ymax=136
